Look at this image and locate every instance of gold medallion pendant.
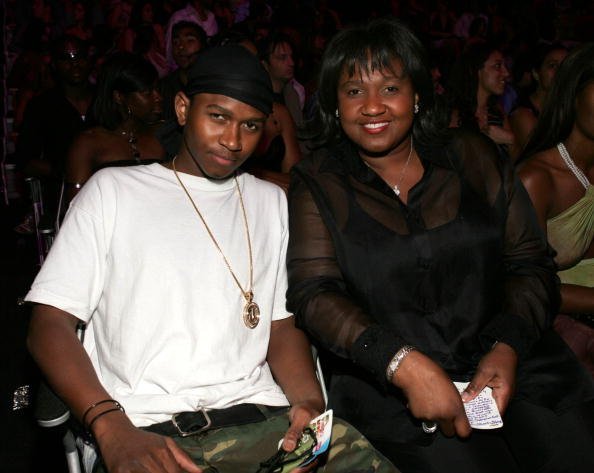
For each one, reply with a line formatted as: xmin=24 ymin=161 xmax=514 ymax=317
xmin=243 ymin=291 xmax=260 ymax=329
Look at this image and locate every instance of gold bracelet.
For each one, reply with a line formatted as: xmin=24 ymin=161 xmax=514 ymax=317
xmin=386 ymin=345 xmax=416 ymax=382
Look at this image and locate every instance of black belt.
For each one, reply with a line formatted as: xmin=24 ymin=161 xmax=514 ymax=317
xmin=143 ymin=404 xmax=287 ymax=437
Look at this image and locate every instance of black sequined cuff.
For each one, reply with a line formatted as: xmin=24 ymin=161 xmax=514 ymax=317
xmin=351 ymin=324 xmax=407 ymax=386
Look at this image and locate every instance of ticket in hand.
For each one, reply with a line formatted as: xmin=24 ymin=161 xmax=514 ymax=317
xmin=454 ymin=381 xmax=504 ymax=429
xmin=299 ymin=409 xmax=333 ymax=466
xmin=268 ymin=409 xmax=333 ymax=472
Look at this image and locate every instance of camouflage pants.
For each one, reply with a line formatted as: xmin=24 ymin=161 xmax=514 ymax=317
xmin=93 ymin=407 xmax=399 ymax=473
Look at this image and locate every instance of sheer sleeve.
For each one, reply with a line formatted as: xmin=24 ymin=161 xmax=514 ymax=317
xmin=456 ymin=133 xmax=560 ymax=358
xmin=485 ymin=162 xmax=559 ymax=357
xmin=286 ymin=162 xmax=407 ymax=385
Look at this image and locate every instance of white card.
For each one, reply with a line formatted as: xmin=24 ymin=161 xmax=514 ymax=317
xmin=454 ymin=381 xmax=504 ymax=429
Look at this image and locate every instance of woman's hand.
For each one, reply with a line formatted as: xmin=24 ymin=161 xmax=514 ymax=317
xmin=461 ymin=342 xmax=518 ymax=415
xmin=483 ymin=124 xmax=515 ymax=146
xmin=392 ymin=350 xmax=471 ymax=437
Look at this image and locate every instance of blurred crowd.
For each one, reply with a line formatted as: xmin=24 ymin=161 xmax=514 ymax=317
xmin=3 ymin=0 xmax=594 ymax=231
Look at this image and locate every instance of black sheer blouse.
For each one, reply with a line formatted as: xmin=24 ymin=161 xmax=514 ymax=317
xmin=287 ymin=130 xmax=591 ymax=443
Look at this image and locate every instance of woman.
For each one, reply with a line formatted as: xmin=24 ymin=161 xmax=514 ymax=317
xmin=517 ymin=43 xmax=594 ymax=377
xmin=287 ymin=18 xmax=594 ymax=473
xmin=446 ymin=41 xmax=518 ymax=159
xmin=65 ymin=52 xmax=165 ymax=203
xmin=122 ymin=0 xmax=168 ymax=78
xmin=510 ymin=43 xmax=568 ymax=153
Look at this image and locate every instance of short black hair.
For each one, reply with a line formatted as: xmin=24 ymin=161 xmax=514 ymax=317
xmin=256 ymin=32 xmax=295 ymax=63
xmin=171 ymin=20 xmax=207 ymax=48
xmin=315 ymin=17 xmax=439 ymax=147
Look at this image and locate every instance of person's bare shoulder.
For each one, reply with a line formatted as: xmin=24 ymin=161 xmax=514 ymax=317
xmin=517 ymin=150 xmax=554 ymax=190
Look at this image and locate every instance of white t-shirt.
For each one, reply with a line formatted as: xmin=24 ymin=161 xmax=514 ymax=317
xmin=26 ymin=163 xmax=290 ymax=426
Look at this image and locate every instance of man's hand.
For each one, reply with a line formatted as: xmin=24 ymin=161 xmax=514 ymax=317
xmin=392 ymin=350 xmax=471 ymax=438
xmin=462 ymin=342 xmax=517 ymax=415
xmin=94 ymin=414 xmax=202 ymax=473
xmin=282 ymin=402 xmax=321 ymax=452
xmin=282 ymin=402 xmax=321 ymax=473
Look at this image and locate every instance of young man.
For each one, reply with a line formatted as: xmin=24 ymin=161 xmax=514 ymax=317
xmin=25 ymin=46 xmax=398 ymax=473
xmin=165 ymin=0 xmax=218 ymax=70
xmin=159 ymin=20 xmax=207 ymax=121
xmin=257 ymin=33 xmax=304 ymax=129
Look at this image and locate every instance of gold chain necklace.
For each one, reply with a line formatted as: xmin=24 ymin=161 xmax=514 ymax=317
xmin=171 ymin=156 xmax=260 ymax=328
xmin=392 ymin=137 xmax=414 ymax=196
xmin=363 ymin=137 xmax=414 ymax=197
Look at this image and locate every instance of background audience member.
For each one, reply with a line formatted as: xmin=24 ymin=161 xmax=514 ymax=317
xmin=517 ymin=43 xmax=594 ymax=377
xmin=446 ymin=41 xmax=518 ymax=159
xmin=121 ymin=0 xmax=166 ymax=55
xmin=15 ymin=35 xmax=95 ymax=225
xmin=257 ymin=32 xmax=304 ymax=129
xmin=7 ymin=20 xmax=55 ymax=134
xmin=509 ymin=43 xmax=568 ymax=153
xmin=159 ymin=20 xmax=207 ymax=121
xmin=65 ymin=52 xmax=164 ymax=203
xmin=64 ymin=0 xmax=93 ymax=42
xmin=165 ymin=0 xmax=219 ymax=70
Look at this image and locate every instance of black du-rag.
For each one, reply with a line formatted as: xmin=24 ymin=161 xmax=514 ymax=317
xmin=184 ymin=45 xmax=273 ymax=115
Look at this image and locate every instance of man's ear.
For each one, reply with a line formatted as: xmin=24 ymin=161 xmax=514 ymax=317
xmin=174 ymin=91 xmax=191 ymax=126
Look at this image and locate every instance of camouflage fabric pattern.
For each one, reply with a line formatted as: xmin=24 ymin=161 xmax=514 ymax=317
xmin=94 ymin=407 xmax=399 ymax=472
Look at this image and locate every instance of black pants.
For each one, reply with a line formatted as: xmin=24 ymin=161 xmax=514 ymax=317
xmin=374 ymin=399 xmax=594 ymax=473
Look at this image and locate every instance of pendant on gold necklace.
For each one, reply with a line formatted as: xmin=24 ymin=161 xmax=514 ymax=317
xmin=243 ymin=291 xmax=260 ymax=329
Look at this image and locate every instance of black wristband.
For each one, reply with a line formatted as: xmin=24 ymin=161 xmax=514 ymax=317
xmin=86 ymin=406 xmax=125 ymax=435
xmin=82 ymin=399 xmax=124 ymax=428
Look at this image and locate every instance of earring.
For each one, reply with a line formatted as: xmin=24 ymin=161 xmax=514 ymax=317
xmin=127 ymin=106 xmax=132 ymax=117
xmin=335 ymin=109 xmax=339 ymax=118
xmin=414 ymin=103 xmax=419 ymax=114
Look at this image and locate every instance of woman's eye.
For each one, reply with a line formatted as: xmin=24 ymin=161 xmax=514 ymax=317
xmin=346 ymin=88 xmax=361 ymax=96
xmin=210 ymin=113 xmax=225 ymax=120
xmin=385 ymin=85 xmax=398 ymax=93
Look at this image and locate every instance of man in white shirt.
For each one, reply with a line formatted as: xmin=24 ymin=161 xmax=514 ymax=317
xmin=26 ymin=45 xmax=398 ymax=473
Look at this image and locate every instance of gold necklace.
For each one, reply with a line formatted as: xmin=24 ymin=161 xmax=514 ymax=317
xmin=171 ymin=156 xmax=260 ymax=329
xmin=392 ymin=137 xmax=414 ymax=196
xmin=363 ymin=137 xmax=414 ymax=197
